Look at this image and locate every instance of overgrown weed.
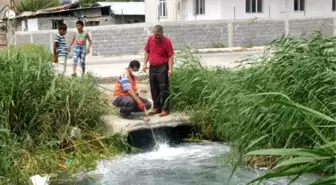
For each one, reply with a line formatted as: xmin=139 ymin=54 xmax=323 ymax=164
xmin=0 ymin=44 xmax=128 ymax=184
xmin=170 ymin=31 xmax=336 ymax=184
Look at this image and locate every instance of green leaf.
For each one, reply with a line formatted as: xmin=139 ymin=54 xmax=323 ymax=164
xmin=310 ymin=175 xmax=336 ymax=185
xmin=0 ymin=129 xmax=10 ymax=133
xmin=261 ymin=100 xmax=336 ymax=123
xmin=245 ymin=92 xmax=291 ymax=101
xmin=248 ymin=164 xmax=335 ymax=184
xmin=260 ymin=100 xmax=334 ymax=147
xmin=271 ymin=163 xmax=335 ymax=177
xmin=319 ymin=141 xmax=336 ymax=149
xmin=245 ymin=134 xmax=270 ymax=151
xmin=247 ymin=148 xmax=333 ymax=157
xmin=274 ymin=156 xmax=333 ymax=169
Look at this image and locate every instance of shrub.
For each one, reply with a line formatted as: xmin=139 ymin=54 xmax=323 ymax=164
xmin=0 ymin=44 xmax=124 ymax=184
xmin=0 ymin=44 xmax=108 ymax=140
xmin=245 ymin=99 xmax=336 ymax=184
xmin=170 ymin=31 xmax=336 ymax=183
xmin=171 ymin=31 xmax=335 ymax=147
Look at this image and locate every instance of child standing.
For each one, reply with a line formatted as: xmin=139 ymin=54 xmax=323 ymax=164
xmin=53 ymin=23 xmax=68 ymax=75
xmin=68 ymin=20 xmax=92 ymax=77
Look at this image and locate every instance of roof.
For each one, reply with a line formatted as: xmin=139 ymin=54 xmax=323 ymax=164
xmin=15 ymin=3 xmax=79 ymax=18
xmin=41 ymin=4 xmax=76 ymax=12
xmin=93 ymin=2 xmax=144 ymax=15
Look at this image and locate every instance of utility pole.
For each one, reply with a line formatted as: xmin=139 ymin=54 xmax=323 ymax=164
xmin=6 ymin=0 xmax=17 ymax=47
xmin=9 ymin=0 xmax=15 ymax=10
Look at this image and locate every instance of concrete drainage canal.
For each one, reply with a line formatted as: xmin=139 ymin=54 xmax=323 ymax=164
xmin=52 ymin=115 xmax=318 ymax=185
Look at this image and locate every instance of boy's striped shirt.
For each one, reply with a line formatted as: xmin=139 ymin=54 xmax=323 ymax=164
xmin=55 ymin=34 xmax=68 ymax=57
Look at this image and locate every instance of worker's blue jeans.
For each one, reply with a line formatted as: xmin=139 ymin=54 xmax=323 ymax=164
xmin=113 ymin=96 xmax=152 ymax=116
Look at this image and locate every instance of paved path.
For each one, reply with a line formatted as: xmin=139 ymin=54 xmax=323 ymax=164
xmin=64 ymin=50 xmax=264 ymax=78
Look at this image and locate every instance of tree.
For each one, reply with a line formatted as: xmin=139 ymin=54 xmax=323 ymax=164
xmin=17 ymin=0 xmax=60 ymax=12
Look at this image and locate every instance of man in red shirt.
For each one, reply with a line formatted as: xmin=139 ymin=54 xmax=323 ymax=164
xmin=143 ymin=25 xmax=174 ymax=117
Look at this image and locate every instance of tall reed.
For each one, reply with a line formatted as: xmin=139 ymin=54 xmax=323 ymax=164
xmin=244 ymin=96 xmax=335 ymax=184
xmin=0 ymin=44 xmax=127 ymax=184
xmin=170 ymin=31 xmax=335 ymax=183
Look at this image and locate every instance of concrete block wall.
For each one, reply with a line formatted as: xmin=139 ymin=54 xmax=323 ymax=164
xmin=14 ymin=17 xmax=336 ymax=57
xmin=163 ymin=22 xmax=229 ymax=49
xmin=15 ymin=30 xmax=76 ymax=51
xmin=91 ymin=26 xmax=148 ymax=56
xmin=232 ymin=20 xmax=286 ymax=47
xmin=288 ymin=18 xmax=334 ymax=36
xmin=32 ymin=33 xmax=50 ymax=49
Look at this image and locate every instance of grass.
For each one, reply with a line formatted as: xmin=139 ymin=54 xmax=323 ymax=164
xmin=242 ymin=96 xmax=335 ymax=184
xmin=0 ymin=44 xmax=129 ymax=184
xmin=211 ymin=42 xmax=226 ymax=48
xmin=170 ymin=31 xmax=335 ymax=184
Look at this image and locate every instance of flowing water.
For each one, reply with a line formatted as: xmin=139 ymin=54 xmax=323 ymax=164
xmin=72 ymin=142 xmax=317 ymax=185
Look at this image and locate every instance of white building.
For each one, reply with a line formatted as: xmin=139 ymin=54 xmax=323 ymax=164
xmin=145 ymin=0 xmax=336 ymax=22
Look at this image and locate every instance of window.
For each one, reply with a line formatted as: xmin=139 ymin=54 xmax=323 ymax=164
xmin=158 ymin=0 xmax=167 ymax=17
xmin=101 ymin=7 xmax=110 ymax=16
xmin=52 ymin=20 xmax=63 ymax=30
xmin=127 ymin=20 xmax=140 ymax=24
xmin=294 ymin=0 xmax=305 ymax=11
xmin=333 ymin=0 xmax=336 ymax=11
xmin=246 ymin=0 xmax=262 ymax=13
xmin=85 ymin=21 xmax=100 ymax=27
xmin=195 ymin=0 xmax=205 ymax=15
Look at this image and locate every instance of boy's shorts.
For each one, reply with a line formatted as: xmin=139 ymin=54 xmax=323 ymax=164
xmin=53 ymin=56 xmax=67 ymax=75
xmin=73 ymin=45 xmax=86 ymax=67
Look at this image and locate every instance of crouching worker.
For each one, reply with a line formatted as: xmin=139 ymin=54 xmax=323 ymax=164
xmin=113 ymin=60 xmax=152 ymax=118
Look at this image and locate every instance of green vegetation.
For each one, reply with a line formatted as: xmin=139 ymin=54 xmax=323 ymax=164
xmin=211 ymin=42 xmax=226 ymax=48
xmin=16 ymin=0 xmax=60 ymax=13
xmin=244 ymin=97 xmax=335 ymax=184
xmin=170 ymin=31 xmax=336 ymax=184
xmin=0 ymin=44 xmax=128 ymax=184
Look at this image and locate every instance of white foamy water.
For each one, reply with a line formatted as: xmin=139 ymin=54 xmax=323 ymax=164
xmin=72 ymin=142 xmax=318 ymax=185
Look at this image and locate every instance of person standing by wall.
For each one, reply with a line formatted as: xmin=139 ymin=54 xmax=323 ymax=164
xmin=68 ymin=20 xmax=92 ymax=77
xmin=143 ymin=25 xmax=174 ymax=117
xmin=53 ymin=23 xmax=68 ymax=75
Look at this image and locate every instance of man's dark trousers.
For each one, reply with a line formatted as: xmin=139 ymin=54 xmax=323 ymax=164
xmin=149 ymin=64 xmax=169 ymax=112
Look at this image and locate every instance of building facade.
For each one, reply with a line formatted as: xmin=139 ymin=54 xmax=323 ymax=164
xmin=94 ymin=2 xmax=145 ymax=24
xmin=14 ymin=2 xmax=145 ymax=32
xmin=145 ymin=0 xmax=336 ymax=22
xmin=15 ymin=5 xmax=113 ymax=31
